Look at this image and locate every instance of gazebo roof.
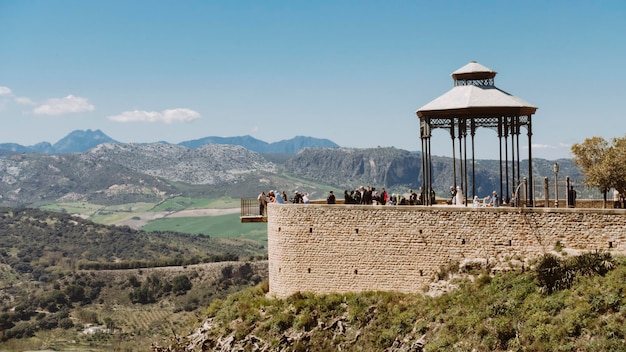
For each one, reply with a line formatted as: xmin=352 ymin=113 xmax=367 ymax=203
xmin=451 ymin=61 xmax=495 ymax=77
xmin=416 ymin=62 xmax=537 ymax=118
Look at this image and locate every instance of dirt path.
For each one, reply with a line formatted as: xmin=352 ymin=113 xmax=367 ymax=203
xmin=116 ymin=208 xmax=240 ymax=229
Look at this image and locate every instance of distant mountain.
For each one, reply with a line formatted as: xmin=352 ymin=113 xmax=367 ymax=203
xmin=0 ymin=130 xmax=339 ymax=155
xmin=178 ymin=135 xmax=339 ymax=153
xmin=0 ymin=129 xmax=119 ymax=154
xmin=178 ymin=135 xmax=269 ymax=152
xmin=0 ymin=142 xmax=33 ymax=154
xmin=52 ymin=129 xmax=120 ymax=153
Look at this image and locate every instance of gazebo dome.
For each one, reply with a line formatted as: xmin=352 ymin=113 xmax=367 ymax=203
xmin=451 ymin=61 xmax=497 ymax=81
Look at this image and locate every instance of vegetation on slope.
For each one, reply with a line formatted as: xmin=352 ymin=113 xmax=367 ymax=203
xmin=157 ymin=252 xmax=625 ymax=351
xmin=0 ymin=206 xmax=269 ymax=350
xmin=0 ymin=207 xmax=265 ymax=274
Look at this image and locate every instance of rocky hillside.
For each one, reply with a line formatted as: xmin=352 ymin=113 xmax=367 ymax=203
xmin=285 ymin=147 xmax=585 ymax=198
xmin=0 ymin=143 xmax=278 ymax=206
xmin=85 ymin=143 xmax=275 ymax=184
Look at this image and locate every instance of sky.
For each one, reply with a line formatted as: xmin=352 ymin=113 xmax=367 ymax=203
xmin=1 ymin=1 xmax=625 ymax=160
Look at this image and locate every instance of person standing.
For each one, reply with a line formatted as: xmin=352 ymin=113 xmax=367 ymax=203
xmin=490 ymin=191 xmax=499 ymax=207
xmin=274 ymin=190 xmax=284 ymax=204
xmin=380 ymin=188 xmax=388 ymax=205
xmin=409 ymin=189 xmax=417 ymax=205
xmin=567 ymin=186 xmax=576 ymax=208
xmin=343 ymin=190 xmax=354 ymax=204
xmin=327 ymin=191 xmax=336 ymax=204
xmin=258 ymin=191 xmax=267 ymax=216
xmin=363 ymin=186 xmax=373 ymax=205
xmin=472 ymin=195 xmax=481 ymax=207
xmin=418 ymin=187 xmax=425 ymax=205
xmin=455 ymin=186 xmax=464 ymax=205
xmin=449 ymin=186 xmax=457 ymax=205
xmin=293 ymin=191 xmax=303 ymax=204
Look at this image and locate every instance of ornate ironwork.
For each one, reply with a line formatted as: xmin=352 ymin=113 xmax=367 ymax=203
xmin=454 ymin=78 xmax=495 ymax=86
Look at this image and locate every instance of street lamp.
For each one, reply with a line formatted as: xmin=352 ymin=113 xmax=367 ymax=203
xmin=553 ymin=162 xmax=559 ymax=208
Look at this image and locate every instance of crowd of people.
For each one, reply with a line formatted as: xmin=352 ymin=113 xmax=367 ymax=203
xmin=258 ymin=183 xmax=583 ymax=214
xmin=257 ymin=190 xmax=312 ymax=215
xmin=258 ymin=185 xmax=440 ymax=215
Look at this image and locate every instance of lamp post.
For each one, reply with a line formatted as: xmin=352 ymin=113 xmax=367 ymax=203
xmin=553 ymin=162 xmax=559 ymax=208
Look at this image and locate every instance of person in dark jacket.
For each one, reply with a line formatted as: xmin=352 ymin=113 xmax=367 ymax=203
xmin=327 ymin=191 xmax=336 ymax=204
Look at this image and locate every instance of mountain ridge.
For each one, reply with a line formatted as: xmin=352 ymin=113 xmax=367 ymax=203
xmin=0 ymin=129 xmax=340 ymax=155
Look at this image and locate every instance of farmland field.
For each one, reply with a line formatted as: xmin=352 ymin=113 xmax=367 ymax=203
xmin=141 ymin=212 xmax=268 ymax=243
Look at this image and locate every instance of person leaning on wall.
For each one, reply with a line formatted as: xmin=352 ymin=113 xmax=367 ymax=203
xmin=327 ymin=190 xmax=336 ymax=204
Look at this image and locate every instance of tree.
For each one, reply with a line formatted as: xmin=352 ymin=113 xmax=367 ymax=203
xmin=172 ymin=275 xmax=192 ymax=295
xmin=64 ymin=284 xmax=85 ymax=303
xmin=571 ymin=136 xmax=626 ymax=207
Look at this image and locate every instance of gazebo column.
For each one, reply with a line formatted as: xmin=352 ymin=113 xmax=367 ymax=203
xmin=515 ymin=117 xmax=522 ymax=197
xmin=428 ymin=132 xmax=433 ymax=205
xmin=462 ymin=119 xmax=468 ymax=206
xmin=508 ymin=116 xmax=515 ymax=204
xmin=420 ymin=119 xmax=433 ymax=205
xmin=470 ymin=119 xmax=476 ymax=199
xmin=457 ymin=119 xmax=464 ymax=202
xmin=504 ymin=118 xmax=510 ymax=202
xmin=450 ymin=119 xmax=457 ymax=190
xmin=498 ymin=118 xmax=504 ymax=201
xmin=527 ymin=117 xmax=534 ymax=206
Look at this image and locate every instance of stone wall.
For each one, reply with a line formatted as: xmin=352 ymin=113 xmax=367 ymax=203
xmin=267 ymin=203 xmax=626 ymax=298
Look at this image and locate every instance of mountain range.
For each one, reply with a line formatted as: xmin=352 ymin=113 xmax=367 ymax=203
xmin=0 ymin=129 xmax=339 ymax=155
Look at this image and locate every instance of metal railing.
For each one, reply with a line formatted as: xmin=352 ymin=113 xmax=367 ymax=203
xmin=241 ymin=198 xmax=261 ymax=217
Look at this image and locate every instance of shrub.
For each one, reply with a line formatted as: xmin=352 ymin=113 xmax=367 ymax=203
xmin=568 ymin=251 xmax=614 ymax=277
xmin=535 ymin=254 xmax=574 ymax=294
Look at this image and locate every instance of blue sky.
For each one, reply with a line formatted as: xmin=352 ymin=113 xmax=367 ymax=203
xmin=1 ymin=1 xmax=624 ymax=160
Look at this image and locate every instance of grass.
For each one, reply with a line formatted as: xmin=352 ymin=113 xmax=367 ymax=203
xmin=141 ymin=213 xmax=267 ymax=242
xmin=88 ymin=202 xmax=159 ymax=224
xmin=40 ymin=202 xmax=105 ymax=215
xmin=39 ymin=197 xmax=243 ymax=226
xmin=41 ymin=201 xmax=159 ymax=225
xmin=151 ymin=197 xmax=240 ymax=212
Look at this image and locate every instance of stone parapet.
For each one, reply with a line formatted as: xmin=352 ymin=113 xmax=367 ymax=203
xmin=267 ymin=204 xmax=626 ymax=298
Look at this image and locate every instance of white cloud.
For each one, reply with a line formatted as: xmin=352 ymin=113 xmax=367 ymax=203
xmin=0 ymin=86 xmax=13 ymax=96
xmin=33 ymin=95 xmax=95 ymax=115
xmin=14 ymin=96 xmax=35 ymax=105
xmin=107 ymin=108 xmax=201 ymax=124
xmin=530 ymin=143 xmax=556 ymax=149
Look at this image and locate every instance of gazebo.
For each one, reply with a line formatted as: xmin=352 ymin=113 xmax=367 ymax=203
xmin=416 ymin=61 xmax=537 ymax=206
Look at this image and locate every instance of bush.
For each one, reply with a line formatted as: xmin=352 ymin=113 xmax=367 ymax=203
xmin=535 ymin=254 xmax=574 ymax=294
xmin=536 ymin=252 xmax=616 ymax=295
xmin=569 ymin=251 xmax=614 ymax=276
xmin=172 ymin=275 xmax=192 ymax=294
